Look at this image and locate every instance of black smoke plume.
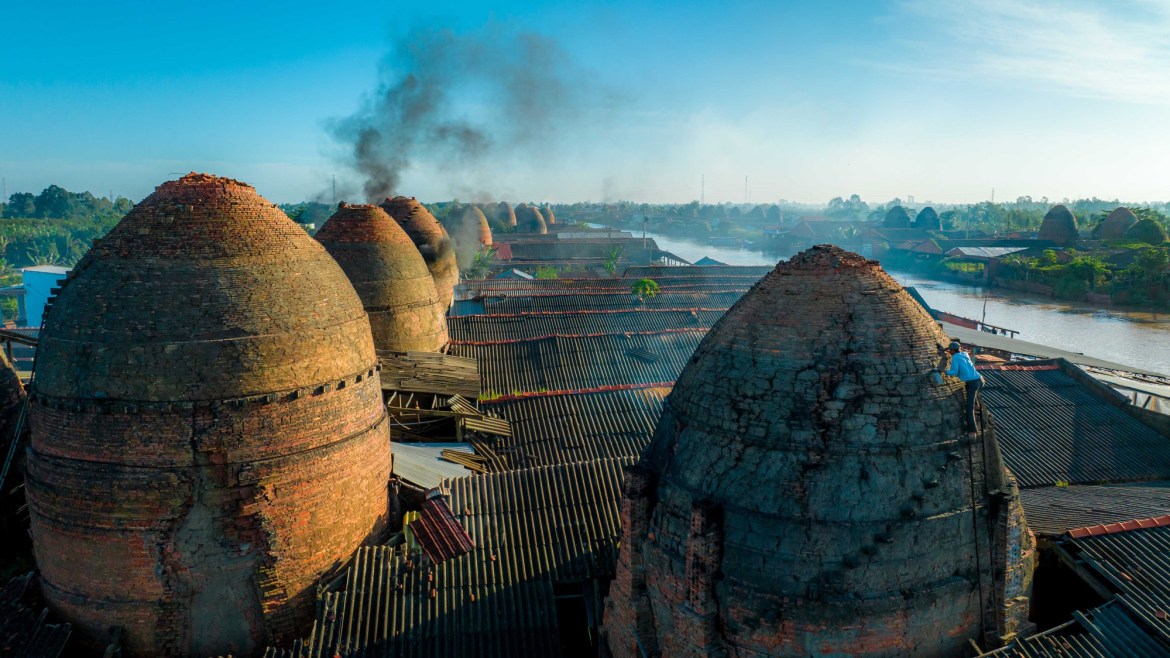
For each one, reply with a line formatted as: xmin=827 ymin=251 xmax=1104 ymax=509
xmin=332 ymin=23 xmax=605 ymax=201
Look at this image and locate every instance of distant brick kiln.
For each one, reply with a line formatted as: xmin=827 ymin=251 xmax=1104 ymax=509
xmin=380 ymin=196 xmax=460 ymax=310
xmin=315 ymin=203 xmax=449 ymax=354
xmin=24 ymin=174 xmax=392 ymax=656
xmin=603 ymin=245 xmax=1035 ymax=656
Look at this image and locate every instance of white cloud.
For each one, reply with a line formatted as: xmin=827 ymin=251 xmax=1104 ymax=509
xmin=891 ymin=0 xmax=1170 ymax=105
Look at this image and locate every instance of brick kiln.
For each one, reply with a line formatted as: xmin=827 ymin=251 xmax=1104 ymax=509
xmin=466 ymin=204 xmax=493 ymax=247
xmin=24 ymin=174 xmax=392 ymax=657
xmin=316 ymin=203 xmax=449 ymax=354
xmin=514 ymin=203 xmax=548 ymax=234
xmin=380 ymin=196 xmax=460 ymax=310
xmin=604 ymin=245 xmax=1033 ymax=657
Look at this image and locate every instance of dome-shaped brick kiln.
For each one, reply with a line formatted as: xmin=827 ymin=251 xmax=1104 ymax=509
xmin=465 ymin=204 xmax=492 ymax=246
xmin=605 ymin=245 xmax=1033 ymax=657
xmin=25 ymin=173 xmax=392 ymax=657
xmin=380 ymin=196 xmax=460 ymax=310
xmin=1039 ymin=205 xmax=1079 ymax=246
xmin=316 ymin=203 xmax=448 ymax=354
xmin=515 ymin=203 xmax=548 ymax=234
xmin=1099 ymin=207 xmax=1137 ymax=240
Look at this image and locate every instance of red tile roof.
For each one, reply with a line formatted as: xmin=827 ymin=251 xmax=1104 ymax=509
xmin=409 ymin=494 xmax=476 ymax=563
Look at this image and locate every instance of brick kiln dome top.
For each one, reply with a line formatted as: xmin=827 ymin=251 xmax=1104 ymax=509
xmin=380 ymin=196 xmax=446 ymax=247
xmin=465 ymin=205 xmax=493 ymax=245
xmin=648 ymin=244 xmax=968 ymax=493
xmin=1099 ymin=207 xmax=1137 ymax=240
xmin=609 ymin=245 xmax=1027 ymax=656
xmin=515 ymin=203 xmax=547 ymax=234
xmin=315 ymin=203 xmax=448 ymax=353
xmin=1039 ymin=204 xmax=1079 ymax=246
xmin=34 ymin=173 xmax=374 ymax=401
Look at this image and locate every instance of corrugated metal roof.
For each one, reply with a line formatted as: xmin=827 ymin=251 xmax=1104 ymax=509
xmin=1020 ymin=484 xmax=1170 ymax=537
xmin=448 ymin=309 xmax=725 ymax=343
xmin=478 ymin=387 xmax=668 ymax=470
xmin=621 ymin=264 xmax=773 ymax=279
xmin=392 ymin=443 xmax=477 ymax=489
xmin=977 ymin=600 xmax=1170 ymax=657
xmin=944 ymin=322 xmax=1158 ymax=376
xmin=450 ymin=290 xmax=748 ymax=316
xmin=454 ymin=331 xmax=704 ymax=395
xmin=1064 ymin=523 xmax=1170 ymax=647
xmin=462 ymin=276 xmax=763 ymax=293
xmin=266 ymin=458 xmax=633 ymax=658
xmin=982 ymin=367 xmax=1170 ymax=488
xmin=946 ymin=246 xmax=1029 ymax=259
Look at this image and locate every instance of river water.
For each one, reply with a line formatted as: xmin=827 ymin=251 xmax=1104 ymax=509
xmin=643 ymin=231 xmax=1170 ymax=375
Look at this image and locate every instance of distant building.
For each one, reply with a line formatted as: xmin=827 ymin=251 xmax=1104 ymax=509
xmin=21 ymin=265 xmax=69 ymax=327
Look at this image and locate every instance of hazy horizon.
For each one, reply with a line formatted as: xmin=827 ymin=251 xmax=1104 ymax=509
xmin=4 ymin=1 xmax=1170 ymax=206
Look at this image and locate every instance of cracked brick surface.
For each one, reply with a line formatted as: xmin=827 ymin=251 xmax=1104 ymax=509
xmin=379 ymin=196 xmax=460 ymax=310
xmin=316 ymin=203 xmax=448 ymax=353
xmin=604 ymin=245 xmax=1033 ymax=657
xmin=24 ymin=174 xmax=392 ymax=657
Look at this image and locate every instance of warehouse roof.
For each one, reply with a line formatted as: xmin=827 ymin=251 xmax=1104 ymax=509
xmin=980 ymin=362 xmax=1170 ymax=488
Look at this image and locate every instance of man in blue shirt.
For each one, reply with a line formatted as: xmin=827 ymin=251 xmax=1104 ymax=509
xmin=936 ymin=341 xmax=984 ymax=435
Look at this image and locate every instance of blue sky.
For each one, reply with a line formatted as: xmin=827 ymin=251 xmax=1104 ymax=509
xmin=2 ymin=0 xmax=1169 ymax=205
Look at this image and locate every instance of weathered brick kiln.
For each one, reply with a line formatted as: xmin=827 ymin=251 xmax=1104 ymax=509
xmin=24 ymin=174 xmax=392 ymax=657
xmin=514 ymin=202 xmax=548 ymax=234
xmin=379 ymin=196 xmax=460 ymax=310
xmin=315 ymin=203 xmax=448 ymax=354
xmin=604 ymin=245 xmax=1033 ymax=657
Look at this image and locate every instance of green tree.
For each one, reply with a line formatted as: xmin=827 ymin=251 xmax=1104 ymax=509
xmin=463 ymin=246 xmax=498 ymax=280
xmin=631 ymin=278 xmax=660 ymax=300
xmin=1133 ymin=247 xmax=1169 ymax=279
xmin=4 ymin=193 xmax=35 ymax=218
xmin=535 ymin=265 xmax=559 ymax=279
xmin=603 ymin=247 xmax=624 ymax=276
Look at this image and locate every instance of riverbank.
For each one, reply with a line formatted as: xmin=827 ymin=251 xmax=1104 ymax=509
xmin=625 ymin=230 xmax=1170 ymax=375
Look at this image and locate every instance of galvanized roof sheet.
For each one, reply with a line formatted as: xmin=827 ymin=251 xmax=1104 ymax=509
xmin=392 ymin=443 xmax=477 ymax=490
xmin=981 ymin=367 xmax=1170 ymax=488
xmin=462 ymin=275 xmax=763 ymax=294
xmin=621 ymin=264 xmax=773 ymax=279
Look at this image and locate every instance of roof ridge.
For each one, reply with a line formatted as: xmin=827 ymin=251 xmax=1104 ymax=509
xmin=1068 ymin=514 xmax=1170 ymax=539
xmin=480 ymin=381 xmax=673 ymax=404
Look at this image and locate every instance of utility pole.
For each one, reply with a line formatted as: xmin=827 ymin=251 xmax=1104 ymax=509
xmin=2 ymin=177 xmax=6 ymax=204
xmin=332 ymin=176 xmax=337 ymax=205
xmin=701 ymin=174 xmax=705 ymax=207
xmin=744 ymin=175 xmax=748 ymax=204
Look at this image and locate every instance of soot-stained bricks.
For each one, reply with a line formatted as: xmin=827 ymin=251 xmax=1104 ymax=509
xmin=24 ymin=174 xmax=393 ymax=657
xmin=380 ymin=196 xmax=460 ymax=310
xmin=316 ymin=203 xmax=449 ymax=354
xmin=603 ymin=245 xmax=1034 ymax=657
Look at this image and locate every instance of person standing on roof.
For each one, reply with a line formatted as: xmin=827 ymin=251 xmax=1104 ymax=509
xmin=935 ymin=340 xmax=984 ymax=436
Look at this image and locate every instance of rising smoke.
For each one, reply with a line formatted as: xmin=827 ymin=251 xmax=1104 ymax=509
xmin=331 ymin=23 xmax=607 ymax=202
